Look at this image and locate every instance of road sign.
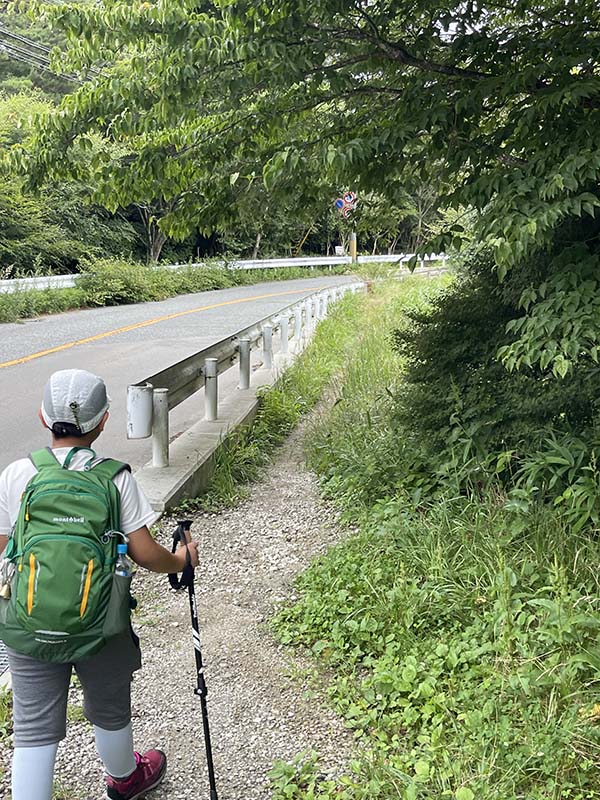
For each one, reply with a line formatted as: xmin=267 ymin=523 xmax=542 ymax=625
xmin=334 ymin=191 xmax=358 ymax=217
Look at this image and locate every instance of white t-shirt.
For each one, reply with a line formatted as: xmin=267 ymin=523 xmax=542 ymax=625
xmin=0 ymin=447 xmax=159 ymax=537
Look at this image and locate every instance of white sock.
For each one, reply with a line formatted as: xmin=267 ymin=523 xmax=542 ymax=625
xmin=12 ymin=742 xmax=59 ymax=800
xmin=94 ymin=723 xmax=137 ymax=779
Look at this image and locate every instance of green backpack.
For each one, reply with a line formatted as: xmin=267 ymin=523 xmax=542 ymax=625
xmin=0 ymin=447 xmax=133 ymax=663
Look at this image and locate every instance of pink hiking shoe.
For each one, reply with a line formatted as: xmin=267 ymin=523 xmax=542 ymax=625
xmin=105 ymin=749 xmax=167 ymax=800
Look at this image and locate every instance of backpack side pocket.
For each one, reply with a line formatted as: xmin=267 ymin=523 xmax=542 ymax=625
xmin=102 ymin=574 xmax=132 ymax=639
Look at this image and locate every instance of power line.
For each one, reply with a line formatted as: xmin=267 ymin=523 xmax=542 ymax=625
xmin=0 ymin=25 xmax=53 ymax=55
xmin=0 ymin=24 xmax=103 ymax=81
xmin=0 ymin=41 xmax=82 ymax=82
xmin=0 ymin=26 xmax=103 ymax=76
xmin=0 ymin=38 xmax=53 ymax=66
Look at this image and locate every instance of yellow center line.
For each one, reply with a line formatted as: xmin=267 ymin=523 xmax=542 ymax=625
xmin=0 ymin=286 xmax=331 ymax=370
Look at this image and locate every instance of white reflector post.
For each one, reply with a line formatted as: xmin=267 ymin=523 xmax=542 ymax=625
xmin=127 ymin=382 xmax=154 ymax=439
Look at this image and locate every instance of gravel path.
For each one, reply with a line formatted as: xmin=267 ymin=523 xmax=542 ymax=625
xmin=0 ymin=420 xmax=354 ymax=799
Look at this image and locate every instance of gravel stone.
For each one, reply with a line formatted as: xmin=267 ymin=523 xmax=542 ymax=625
xmin=0 ymin=419 xmax=354 ymax=799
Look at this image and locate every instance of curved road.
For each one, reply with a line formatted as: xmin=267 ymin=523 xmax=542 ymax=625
xmin=0 ymin=275 xmax=355 ymax=472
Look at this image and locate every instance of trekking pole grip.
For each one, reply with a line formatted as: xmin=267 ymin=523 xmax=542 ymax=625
xmin=168 ymin=520 xmax=194 ymax=590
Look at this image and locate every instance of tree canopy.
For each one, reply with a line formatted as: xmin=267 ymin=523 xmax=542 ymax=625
xmin=6 ymin=1 xmax=600 ymax=366
xmin=18 ymin=2 xmax=599 ymax=258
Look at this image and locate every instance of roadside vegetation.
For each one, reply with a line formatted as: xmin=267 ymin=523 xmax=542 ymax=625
xmin=269 ymin=275 xmax=600 ymax=800
xmin=0 ymin=259 xmax=352 ymax=323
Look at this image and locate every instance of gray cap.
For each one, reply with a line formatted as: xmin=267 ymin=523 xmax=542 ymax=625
xmin=41 ymin=369 xmax=110 ymax=434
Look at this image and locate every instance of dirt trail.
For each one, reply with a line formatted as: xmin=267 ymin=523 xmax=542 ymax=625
xmin=0 ymin=420 xmax=353 ymax=800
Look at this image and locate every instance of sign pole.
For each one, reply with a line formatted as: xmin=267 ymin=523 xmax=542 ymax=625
xmin=349 ymin=230 xmax=357 ymax=263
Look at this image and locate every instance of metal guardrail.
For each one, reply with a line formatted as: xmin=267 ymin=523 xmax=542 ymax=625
xmin=0 ymin=273 xmax=78 ymax=294
xmin=126 ymin=281 xmax=365 ymax=468
xmin=0 ymin=253 xmax=447 ymax=295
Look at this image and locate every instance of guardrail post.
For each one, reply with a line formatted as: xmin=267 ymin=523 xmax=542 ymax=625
xmin=127 ymin=382 xmax=153 ymax=439
xmin=239 ymin=338 xmax=251 ymax=390
xmin=323 ymin=292 xmax=329 ymax=317
xmin=152 ymin=388 xmax=169 ymax=468
xmin=294 ymin=306 xmax=303 ymax=341
xmin=263 ymin=324 xmax=273 ymax=369
xmin=305 ymin=298 xmax=313 ymax=333
xmin=280 ymin=314 xmax=289 ymax=354
xmin=204 ymin=358 xmax=218 ymax=420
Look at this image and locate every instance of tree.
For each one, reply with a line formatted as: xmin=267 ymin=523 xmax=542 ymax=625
xmin=0 ymin=90 xmax=139 ymax=272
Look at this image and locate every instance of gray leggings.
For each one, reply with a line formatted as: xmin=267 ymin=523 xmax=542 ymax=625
xmin=8 ymin=630 xmax=142 ymax=747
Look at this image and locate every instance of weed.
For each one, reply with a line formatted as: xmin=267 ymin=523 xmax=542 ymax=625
xmin=0 ymin=258 xmax=353 ymax=323
xmin=52 ymin=782 xmax=79 ymax=800
xmin=66 ymin=703 xmax=86 ymax=723
xmin=0 ymin=688 xmax=12 ymax=741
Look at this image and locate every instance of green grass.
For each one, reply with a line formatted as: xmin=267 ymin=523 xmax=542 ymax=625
xmin=271 ymin=279 xmax=600 ymax=800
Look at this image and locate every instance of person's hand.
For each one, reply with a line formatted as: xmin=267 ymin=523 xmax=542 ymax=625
xmin=175 ymin=540 xmax=199 ymax=569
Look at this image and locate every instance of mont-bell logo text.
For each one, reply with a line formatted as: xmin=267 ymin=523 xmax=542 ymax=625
xmin=53 ymin=516 xmax=85 ymax=524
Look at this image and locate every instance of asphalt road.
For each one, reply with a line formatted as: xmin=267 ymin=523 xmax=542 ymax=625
xmin=0 ymin=275 xmax=355 ymax=472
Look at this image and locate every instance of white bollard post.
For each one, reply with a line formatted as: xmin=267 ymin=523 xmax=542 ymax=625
xmin=127 ymin=382 xmax=153 ymax=439
xmin=239 ymin=338 xmax=251 ymax=390
xmin=280 ymin=314 xmax=289 ymax=354
xmin=204 ymin=358 xmax=218 ymax=420
xmin=152 ymin=388 xmax=169 ymax=468
xmin=294 ymin=306 xmax=303 ymax=341
xmin=263 ymin=324 xmax=273 ymax=369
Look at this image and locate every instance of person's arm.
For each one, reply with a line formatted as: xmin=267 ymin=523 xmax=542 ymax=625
xmin=127 ymin=526 xmax=199 ymax=573
xmin=0 ymin=534 xmax=6 ymax=557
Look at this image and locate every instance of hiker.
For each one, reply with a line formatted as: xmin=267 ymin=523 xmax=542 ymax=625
xmin=0 ymin=368 xmax=199 ymax=800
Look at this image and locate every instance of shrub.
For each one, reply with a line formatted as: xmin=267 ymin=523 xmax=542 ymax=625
xmin=389 ymin=243 xmax=600 ymax=523
xmin=0 ymin=287 xmax=86 ymax=323
xmin=76 ymin=258 xmax=172 ymax=305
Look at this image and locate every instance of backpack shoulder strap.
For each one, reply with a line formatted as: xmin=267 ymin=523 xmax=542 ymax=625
xmin=89 ymin=458 xmax=131 ymax=482
xmin=29 ymin=447 xmax=60 ymax=471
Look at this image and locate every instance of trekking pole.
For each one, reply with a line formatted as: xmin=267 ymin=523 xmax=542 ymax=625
xmin=168 ymin=519 xmax=218 ymax=800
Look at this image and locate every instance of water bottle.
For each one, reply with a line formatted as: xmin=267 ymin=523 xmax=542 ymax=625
xmin=115 ymin=544 xmax=134 ymax=578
